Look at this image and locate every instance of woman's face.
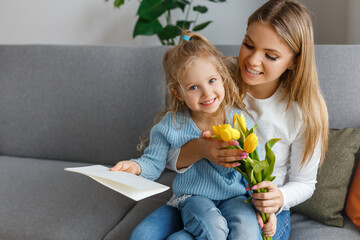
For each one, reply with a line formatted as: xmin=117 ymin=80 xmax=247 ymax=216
xmin=238 ymin=22 xmax=296 ymax=98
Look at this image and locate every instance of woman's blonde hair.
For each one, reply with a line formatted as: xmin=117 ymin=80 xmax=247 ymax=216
xmin=163 ymin=30 xmax=246 ymax=122
xmin=239 ymin=0 xmax=329 ymax=167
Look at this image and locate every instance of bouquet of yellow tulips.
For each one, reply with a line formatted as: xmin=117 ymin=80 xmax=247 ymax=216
xmin=212 ymin=113 xmax=281 ymax=240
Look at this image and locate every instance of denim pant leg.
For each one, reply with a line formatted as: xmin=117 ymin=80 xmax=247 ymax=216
xmin=166 ymin=230 xmax=196 ymax=240
xmin=178 ymin=196 xmax=229 ymax=240
xmin=219 ymin=195 xmax=262 ymax=240
xmin=129 ymin=204 xmax=183 ymax=240
xmin=273 ymin=210 xmax=290 ymax=240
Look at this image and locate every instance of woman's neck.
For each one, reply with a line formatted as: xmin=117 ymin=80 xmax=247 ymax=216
xmin=248 ymin=80 xmax=280 ymax=99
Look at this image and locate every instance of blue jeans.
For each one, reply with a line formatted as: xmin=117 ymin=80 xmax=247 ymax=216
xmin=129 ymin=205 xmax=185 ymax=240
xmin=130 ymin=202 xmax=291 ymax=240
xmin=176 ymin=195 xmax=262 ymax=240
xmin=272 ymin=210 xmax=290 ymax=240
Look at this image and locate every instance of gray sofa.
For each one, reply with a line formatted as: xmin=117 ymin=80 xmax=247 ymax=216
xmin=0 ymin=44 xmax=359 ymax=240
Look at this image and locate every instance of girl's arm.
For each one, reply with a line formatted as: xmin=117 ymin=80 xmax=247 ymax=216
xmin=110 ymin=160 xmax=141 ymax=175
xmin=112 ymin=117 xmax=172 ymax=181
xmin=169 ymin=130 xmax=247 ymax=170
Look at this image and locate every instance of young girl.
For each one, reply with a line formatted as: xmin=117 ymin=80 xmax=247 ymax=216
xmin=111 ymin=31 xmax=276 ymax=239
xmin=130 ymin=0 xmax=329 ymax=239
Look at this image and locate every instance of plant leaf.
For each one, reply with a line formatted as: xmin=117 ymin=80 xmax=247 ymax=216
xmin=173 ymin=0 xmax=190 ymax=11
xmin=244 ymin=198 xmax=252 ymax=203
xmin=113 ymin=0 xmax=125 ymax=8
xmin=157 ymin=25 xmax=182 ymax=41
xmin=249 ymin=124 xmax=257 ymax=135
xmin=137 ymin=0 xmax=172 ymax=21
xmin=133 ymin=18 xmax=163 ymax=37
xmin=176 ymin=20 xmax=193 ymax=30
xmin=253 ymin=159 xmax=269 ymax=173
xmin=193 ymin=5 xmax=208 ymax=14
xmin=263 ymin=138 xmax=281 ymax=180
xmin=192 ymin=21 xmax=212 ymax=31
xmin=234 ymin=166 xmax=252 ymax=187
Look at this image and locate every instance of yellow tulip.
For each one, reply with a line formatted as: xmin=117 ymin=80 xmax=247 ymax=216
xmin=220 ymin=128 xmax=232 ymax=142
xmin=233 ymin=113 xmax=240 ymax=128
xmin=239 ymin=112 xmax=247 ymax=131
xmin=211 ymin=124 xmax=240 ymax=141
xmin=212 ymin=125 xmax=220 ymax=136
xmin=244 ymin=133 xmax=258 ymax=153
xmin=231 ymin=128 xmax=240 ymax=140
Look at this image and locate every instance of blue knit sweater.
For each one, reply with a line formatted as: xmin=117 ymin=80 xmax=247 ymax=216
xmin=132 ymin=108 xmax=254 ymax=200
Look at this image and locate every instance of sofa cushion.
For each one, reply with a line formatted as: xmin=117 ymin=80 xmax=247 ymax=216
xmin=103 ymin=171 xmax=177 ymax=240
xmin=289 ymin=212 xmax=360 ymax=240
xmin=345 ymin=154 xmax=360 ymax=230
xmin=292 ymin=128 xmax=360 ymax=227
xmin=0 ymin=156 xmax=146 ymax=240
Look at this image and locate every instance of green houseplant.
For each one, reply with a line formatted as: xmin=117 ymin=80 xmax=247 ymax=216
xmin=106 ymin=0 xmax=227 ymax=45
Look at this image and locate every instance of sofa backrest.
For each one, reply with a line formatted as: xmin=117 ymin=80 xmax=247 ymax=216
xmin=0 ymin=45 xmax=168 ymax=165
xmin=0 ymin=45 xmax=359 ymax=165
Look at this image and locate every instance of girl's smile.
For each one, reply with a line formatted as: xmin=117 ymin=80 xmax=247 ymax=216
xmin=174 ymin=56 xmax=225 ymax=119
xmin=200 ymin=97 xmax=217 ymax=106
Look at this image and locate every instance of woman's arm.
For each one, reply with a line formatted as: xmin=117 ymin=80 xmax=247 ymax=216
xmin=251 ymin=127 xmax=321 ymax=214
xmin=175 ymin=130 xmax=248 ymax=169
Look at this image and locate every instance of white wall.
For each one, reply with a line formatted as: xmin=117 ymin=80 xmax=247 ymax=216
xmin=0 ymin=0 xmax=358 ymax=46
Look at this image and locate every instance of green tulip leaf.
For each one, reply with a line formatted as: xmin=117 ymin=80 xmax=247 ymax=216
xmin=268 ymin=175 xmax=276 ymax=182
xmin=250 ymin=150 xmax=260 ymax=161
xmin=133 ymin=18 xmax=163 ymax=37
xmin=193 ymin=5 xmax=208 ymax=14
xmin=263 ymin=138 xmax=281 ymax=180
xmin=249 ymin=124 xmax=258 ymax=135
xmin=193 ymin=21 xmax=212 ymax=31
xmin=244 ymin=198 xmax=252 ymax=204
xmin=250 ymin=169 xmax=255 ymax=182
xmin=253 ymin=159 xmax=269 ymax=173
xmin=234 ymin=166 xmax=252 ymax=186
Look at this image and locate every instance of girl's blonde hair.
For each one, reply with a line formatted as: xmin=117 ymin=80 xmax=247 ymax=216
xmin=163 ymin=30 xmax=246 ymax=121
xmin=238 ymin=0 xmax=328 ymax=167
xmin=138 ymin=30 xmax=247 ymax=151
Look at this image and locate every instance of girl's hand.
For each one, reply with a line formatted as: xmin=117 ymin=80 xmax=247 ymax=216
xmin=195 ymin=130 xmax=248 ymax=168
xmin=257 ymin=212 xmax=277 ymax=237
xmin=251 ymin=181 xmax=284 ymax=214
xmin=110 ymin=161 xmax=141 ymax=175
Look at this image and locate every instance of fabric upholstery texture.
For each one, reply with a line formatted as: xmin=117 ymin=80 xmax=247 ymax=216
xmin=0 ymin=45 xmax=167 ymax=165
xmin=345 ymin=154 xmax=360 ymax=230
xmin=292 ymin=128 xmax=360 ymax=227
xmin=1 ymin=45 xmax=360 ymax=239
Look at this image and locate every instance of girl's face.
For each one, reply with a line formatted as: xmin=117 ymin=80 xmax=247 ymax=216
xmin=238 ymin=22 xmax=296 ymax=99
xmin=175 ymin=56 xmax=225 ymax=119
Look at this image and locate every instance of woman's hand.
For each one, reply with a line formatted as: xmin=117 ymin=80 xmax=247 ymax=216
xmin=257 ymin=212 xmax=277 ymax=237
xmin=251 ymin=181 xmax=284 ymax=214
xmin=176 ymin=130 xmax=248 ymax=169
xmin=110 ymin=161 xmax=141 ymax=175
